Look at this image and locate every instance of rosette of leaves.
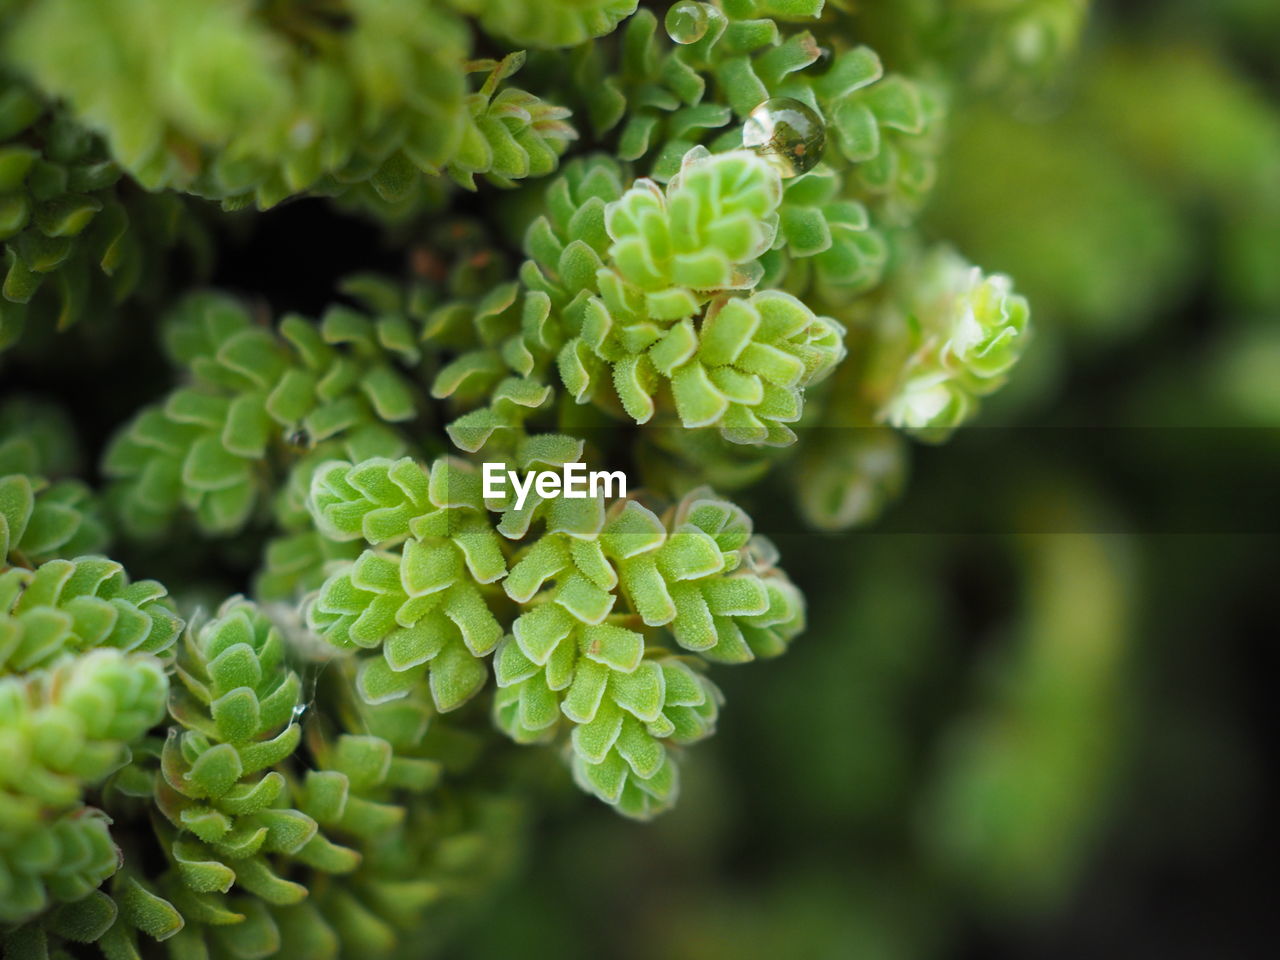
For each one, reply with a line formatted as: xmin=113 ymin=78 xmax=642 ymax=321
xmin=544 ymin=7 xmax=835 ymax=241
xmin=557 ymin=148 xmax=845 ymax=442
xmin=655 ymin=2 xmax=827 ymax=134
xmin=0 ymin=555 xmax=182 ymax=674
xmin=329 ymin=46 xmax=579 ymax=215
xmin=875 ymin=246 xmax=1031 ymax=439
xmin=568 ymin=16 xmax=942 ymax=217
xmin=232 ymin=255 xmax=531 ymax=494
xmin=601 ymin=287 xmax=846 ymax=444
xmin=302 ymin=445 xmax=805 ymax=818
xmin=0 ymin=647 xmax=169 ymax=924
xmin=103 ymin=291 xmax=420 ymax=538
xmin=599 ymin=490 xmax=804 ymax=663
xmin=598 ymin=147 xmax=780 ymax=309
xmin=491 ymin=494 xmax=714 ymax=819
xmin=305 ymin=456 xmax=507 ymax=711
xmin=552 ymin=14 xmax=901 ymax=305
xmin=3 ymin=0 xmax=576 ymax=210
xmin=544 ymin=7 xmax=733 ymax=179
xmin=0 ymin=552 xmax=178 ymax=927
xmin=494 ymin=486 xmax=804 ymax=817
xmin=150 ymin=599 xmax=360 ymax=959
xmin=0 ymin=591 xmax=171 ymax=940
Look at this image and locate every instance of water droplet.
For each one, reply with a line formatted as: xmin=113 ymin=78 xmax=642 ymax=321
xmin=742 ymin=98 xmax=826 ymax=178
xmin=665 ymin=1 xmax=710 ymax=44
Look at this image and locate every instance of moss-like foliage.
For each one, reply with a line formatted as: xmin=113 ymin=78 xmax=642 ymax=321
xmin=141 ymin=600 xmax=360 ymax=959
xmin=0 ymin=648 xmax=168 ymax=923
xmin=307 ymin=456 xmax=507 ymax=712
xmin=0 ymin=74 xmax=197 ymax=351
xmin=0 ymin=553 xmax=179 ymax=929
xmin=303 ymin=453 xmax=802 ymax=818
xmin=423 ymin=149 xmax=845 ymax=451
xmin=0 ymin=0 xmax=1060 ymax=954
xmin=1 ymin=0 xmax=574 ymax=208
xmin=493 ymin=489 xmax=800 ymax=818
xmin=2 ymin=587 xmax=521 ymax=958
xmin=0 ymin=557 xmax=182 ymax=674
xmin=103 ymin=291 xmax=419 ymax=538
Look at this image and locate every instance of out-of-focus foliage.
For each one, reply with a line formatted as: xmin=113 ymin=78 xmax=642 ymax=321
xmin=873 ymin=246 xmax=1030 ymax=438
xmin=0 ymin=73 xmax=201 ymax=350
xmin=1 ymin=1 xmax=575 ymax=207
xmin=0 ymin=555 xmax=178 ymax=926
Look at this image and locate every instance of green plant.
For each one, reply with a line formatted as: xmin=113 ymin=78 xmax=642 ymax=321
xmin=0 ymin=0 xmax=1055 ymax=956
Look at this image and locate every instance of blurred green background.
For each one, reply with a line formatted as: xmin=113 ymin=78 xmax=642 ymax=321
xmin=443 ymin=2 xmax=1279 ymax=956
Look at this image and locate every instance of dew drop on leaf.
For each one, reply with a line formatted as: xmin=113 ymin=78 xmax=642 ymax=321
xmin=742 ymin=98 xmax=826 ymax=178
xmin=665 ymin=1 xmax=710 ymax=45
